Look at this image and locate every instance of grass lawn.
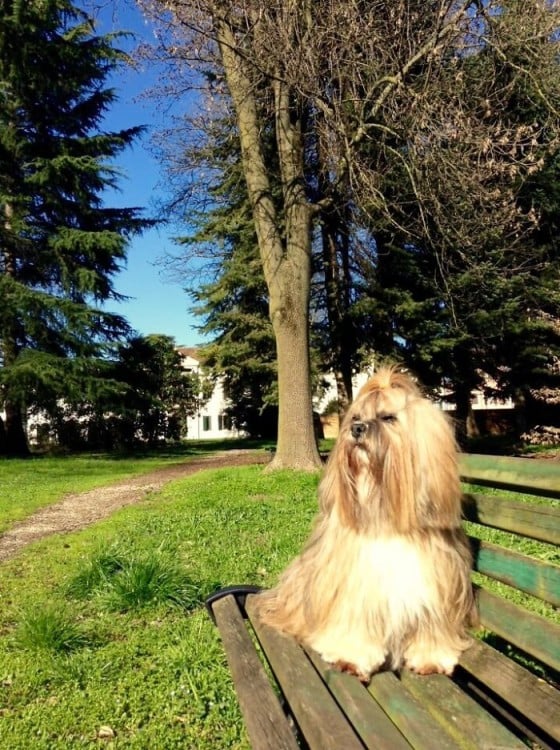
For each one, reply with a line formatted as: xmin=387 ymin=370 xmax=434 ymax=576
xmin=0 ymin=450 xmax=558 ymax=748
xmin=0 ymin=464 xmax=319 ymax=749
xmin=0 ymin=440 xmax=263 ymax=535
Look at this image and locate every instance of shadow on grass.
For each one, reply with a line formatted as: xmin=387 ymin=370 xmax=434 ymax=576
xmin=27 ymin=437 xmax=276 ymax=462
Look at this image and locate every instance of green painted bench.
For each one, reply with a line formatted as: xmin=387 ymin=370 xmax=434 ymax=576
xmin=205 ymin=454 xmax=560 ymax=749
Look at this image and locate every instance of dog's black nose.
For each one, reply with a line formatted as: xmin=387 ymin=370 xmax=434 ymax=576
xmin=351 ymin=421 xmax=367 ymax=439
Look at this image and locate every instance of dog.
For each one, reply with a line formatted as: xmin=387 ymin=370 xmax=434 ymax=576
xmin=255 ymin=367 xmax=477 ymax=682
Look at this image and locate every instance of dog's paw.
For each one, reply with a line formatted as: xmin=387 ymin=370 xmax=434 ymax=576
xmin=403 ymin=634 xmax=461 ymax=676
xmin=406 ymin=661 xmax=454 ymax=676
xmin=308 ymin=629 xmax=387 ymax=683
xmin=404 ymin=649 xmax=458 ymax=676
xmin=313 ymin=640 xmax=386 ymax=684
xmin=333 ymin=660 xmax=371 ymax=684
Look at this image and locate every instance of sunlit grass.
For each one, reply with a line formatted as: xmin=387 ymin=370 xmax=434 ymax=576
xmin=0 ymin=465 xmax=318 ymax=749
xmin=0 ymin=440 xmax=268 ymax=534
xmin=67 ymin=544 xmax=203 ymax=612
xmin=16 ymin=605 xmax=94 ymax=654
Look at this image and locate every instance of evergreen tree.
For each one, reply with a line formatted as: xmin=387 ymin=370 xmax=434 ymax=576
xmin=0 ymin=0 xmax=149 ymax=455
xmin=103 ymin=335 xmax=202 ymax=447
xmin=353 ymin=3 xmax=560 ymax=439
xmin=41 ymin=335 xmax=202 ymax=449
xmin=175 ymin=123 xmax=278 ymax=438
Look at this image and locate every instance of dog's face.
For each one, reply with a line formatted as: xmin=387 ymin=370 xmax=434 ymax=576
xmin=347 ymin=369 xmax=418 ymax=459
xmin=320 ymin=368 xmax=462 ymax=534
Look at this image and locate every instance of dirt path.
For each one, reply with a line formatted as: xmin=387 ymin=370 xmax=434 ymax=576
xmin=0 ymin=449 xmax=268 ymax=564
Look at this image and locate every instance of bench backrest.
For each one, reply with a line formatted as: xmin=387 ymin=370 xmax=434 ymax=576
xmin=459 ymin=453 xmax=560 ymax=744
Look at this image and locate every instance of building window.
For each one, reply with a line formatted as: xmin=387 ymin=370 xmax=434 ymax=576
xmin=218 ymin=414 xmax=232 ymax=431
xmin=202 ymin=416 xmax=211 ymax=432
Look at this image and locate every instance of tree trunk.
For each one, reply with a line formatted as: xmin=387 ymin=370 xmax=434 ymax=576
xmin=512 ymin=388 xmax=528 ymax=436
xmin=454 ymin=382 xmax=478 ymax=447
xmin=320 ymin=204 xmax=354 ymax=415
xmin=2 ymin=399 xmax=29 ymax=456
xmin=1 ymin=329 xmax=30 ymax=457
xmin=1 ymin=202 xmax=30 ymax=456
xmin=0 ymin=415 xmax=6 ymax=453
xmin=217 ymin=19 xmax=321 ymax=470
xmin=271 ymin=280 xmax=320 ymax=469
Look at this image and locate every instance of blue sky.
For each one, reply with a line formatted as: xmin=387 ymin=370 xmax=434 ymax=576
xmin=86 ymin=1 xmax=204 ymax=347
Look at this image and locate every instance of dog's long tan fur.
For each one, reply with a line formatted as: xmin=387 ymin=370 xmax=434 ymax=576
xmin=255 ymin=367 xmax=477 ymax=681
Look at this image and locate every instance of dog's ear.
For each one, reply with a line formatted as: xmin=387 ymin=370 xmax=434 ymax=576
xmin=318 ymin=440 xmax=363 ymax=530
xmin=408 ymin=399 xmax=463 ymax=529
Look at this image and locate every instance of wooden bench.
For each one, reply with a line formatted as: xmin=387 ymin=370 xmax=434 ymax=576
xmin=205 ymin=453 xmax=560 ymax=749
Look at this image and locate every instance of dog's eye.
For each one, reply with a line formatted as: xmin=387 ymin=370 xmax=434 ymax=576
xmin=380 ymin=414 xmax=396 ymax=423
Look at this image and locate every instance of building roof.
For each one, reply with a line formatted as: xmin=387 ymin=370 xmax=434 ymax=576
xmin=176 ymin=346 xmax=201 ymax=362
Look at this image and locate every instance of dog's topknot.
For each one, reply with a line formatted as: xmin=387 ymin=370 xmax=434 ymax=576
xmin=358 ymin=366 xmax=420 ymax=397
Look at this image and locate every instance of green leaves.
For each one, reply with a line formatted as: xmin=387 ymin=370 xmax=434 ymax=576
xmin=0 ymin=0 xmax=150 ymax=453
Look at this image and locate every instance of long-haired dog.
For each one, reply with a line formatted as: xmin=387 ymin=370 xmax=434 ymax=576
xmin=255 ymin=367 xmax=476 ymax=682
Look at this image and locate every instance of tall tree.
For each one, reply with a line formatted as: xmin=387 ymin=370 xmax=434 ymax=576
xmin=146 ymin=0 xmax=560 ymax=464
xmin=164 ymin=109 xmax=346 ymax=437
xmin=0 ymin=0 xmax=149 ymax=455
xmin=182 ymin=151 xmax=279 ymax=438
xmin=104 ymin=334 xmax=202 ymax=446
xmin=355 ymin=1 xmax=560 ymax=438
xmin=155 ymin=101 xmax=280 ymax=437
xmin=44 ymin=334 xmax=203 ymax=448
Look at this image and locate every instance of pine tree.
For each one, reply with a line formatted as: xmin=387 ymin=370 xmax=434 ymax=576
xmin=0 ymin=0 xmax=149 ymax=455
xmin=176 ymin=125 xmax=278 ymax=438
xmin=104 ymin=335 xmax=202 ymax=447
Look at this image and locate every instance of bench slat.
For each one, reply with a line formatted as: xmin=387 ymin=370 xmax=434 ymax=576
xmin=476 ymin=587 xmax=560 ymax=671
xmin=460 ymin=454 xmax=560 ymax=498
xmin=459 ymin=638 xmax=560 ymax=745
xmin=462 ymin=492 xmax=560 ymax=545
xmin=306 ymin=649 xmax=413 ymax=750
xmin=246 ymin=596 xmax=365 ymax=750
xmin=212 ymin=595 xmax=299 ymax=750
xmin=400 ymin=670 xmax=526 ymax=749
xmin=470 ymin=537 xmax=560 ymax=606
xmin=366 ymin=671 xmax=462 ymax=750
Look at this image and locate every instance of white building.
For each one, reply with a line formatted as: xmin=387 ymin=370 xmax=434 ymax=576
xmin=176 ymin=347 xmax=247 ymax=440
xmin=3 ymin=350 xmax=515 ymax=445
xmin=313 ymin=366 xmax=515 ymax=438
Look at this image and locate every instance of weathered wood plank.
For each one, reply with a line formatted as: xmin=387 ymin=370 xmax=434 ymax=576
xmin=476 ymin=587 xmax=560 ymax=671
xmin=459 ymin=638 xmax=560 ymax=745
xmin=367 ymin=671 xmax=462 ymax=749
xmin=469 ymin=537 xmax=560 ymax=606
xmin=212 ymin=595 xmax=299 ymax=750
xmin=460 ymin=454 xmax=560 ymax=499
xmin=400 ymin=670 xmax=526 ymax=749
xmin=462 ymin=681 xmax=558 ymax=750
xmin=306 ymin=650 xmax=412 ymax=750
xmin=246 ymin=597 xmax=365 ymax=750
xmin=462 ymin=492 xmax=560 ymax=545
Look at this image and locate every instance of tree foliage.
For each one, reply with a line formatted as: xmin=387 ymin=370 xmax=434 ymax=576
xmin=101 ymin=334 xmax=202 ymax=447
xmin=144 ymin=0 xmax=560 ymax=445
xmin=38 ymin=335 xmax=203 ymax=449
xmin=355 ymin=4 xmax=560 ymax=435
xmin=160 ymin=108 xmax=279 ymax=438
xmin=0 ymin=0 xmax=149 ymax=455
